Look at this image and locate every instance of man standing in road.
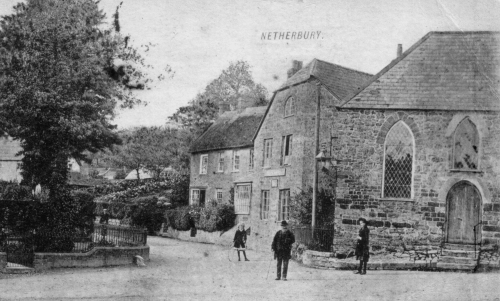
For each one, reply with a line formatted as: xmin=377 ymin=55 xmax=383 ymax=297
xmin=272 ymin=220 xmax=295 ymax=281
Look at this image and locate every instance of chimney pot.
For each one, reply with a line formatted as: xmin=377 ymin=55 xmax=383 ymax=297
xmin=397 ymin=44 xmax=403 ymax=57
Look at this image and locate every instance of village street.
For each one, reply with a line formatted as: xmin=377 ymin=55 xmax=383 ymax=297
xmin=0 ymin=237 xmax=499 ymax=301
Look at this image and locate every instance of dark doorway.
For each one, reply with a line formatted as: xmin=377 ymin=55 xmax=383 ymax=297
xmin=199 ymin=189 xmax=206 ymax=206
xmin=446 ymin=181 xmax=481 ymax=244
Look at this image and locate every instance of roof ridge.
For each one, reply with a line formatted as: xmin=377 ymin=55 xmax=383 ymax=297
xmin=314 ymin=58 xmax=373 ymax=77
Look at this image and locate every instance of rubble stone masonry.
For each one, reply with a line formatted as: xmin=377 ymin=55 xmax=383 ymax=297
xmin=331 ymin=109 xmax=500 ymax=251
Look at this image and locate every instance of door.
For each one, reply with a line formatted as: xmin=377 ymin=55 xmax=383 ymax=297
xmin=199 ymin=190 xmax=206 ymax=206
xmin=446 ymin=181 xmax=481 ymax=244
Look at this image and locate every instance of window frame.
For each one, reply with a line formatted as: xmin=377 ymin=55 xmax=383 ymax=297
xmin=249 ymin=148 xmax=254 ymax=170
xmin=217 ymin=152 xmax=224 ymax=172
xmin=232 ymin=150 xmax=240 ymax=172
xmin=382 ymin=121 xmax=415 ymax=200
xmin=263 ymin=139 xmax=273 ymax=168
xmin=278 ymin=189 xmax=290 ymax=221
xmin=234 ymin=184 xmax=251 ymax=214
xmin=452 ymin=117 xmax=480 ymax=171
xmin=190 ymin=189 xmax=200 ymax=205
xmin=281 ymin=134 xmax=293 ymax=166
xmin=260 ymin=190 xmax=270 ymax=220
xmin=199 ymin=154 xmax=208 ymax=174
xmin=216 ymin=188 xmax=223 ymax=203
xmin=284 ymin=97 xmax=295 ymax=117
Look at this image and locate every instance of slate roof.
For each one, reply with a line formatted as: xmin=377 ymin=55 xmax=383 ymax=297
xmin=279 ymin=59 xmax=373 ymax=100
xmin=189 ymin=106 xmax=267 ymax=153
xmin=0 ymin=136 xmax=22 ymax=161
xmin=340 ymin=31 xmax=500 ymax=110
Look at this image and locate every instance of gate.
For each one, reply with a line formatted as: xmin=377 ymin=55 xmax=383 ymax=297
xmin=5 ymin=234 xmax=35 ymax=268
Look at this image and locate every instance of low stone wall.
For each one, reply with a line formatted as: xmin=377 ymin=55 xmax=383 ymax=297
xmin=301 ymin=249 xmax=442 ymax=271
xmin=1 ymin=246 xmax=149 ymax=272
xmin=161 ymin=226 xmax=234 ymax=247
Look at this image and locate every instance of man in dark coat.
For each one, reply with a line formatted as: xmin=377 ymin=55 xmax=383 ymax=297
xmin=354 ymin=217 xmax=370 ymax=275
xmin=271 ymin=220 xmax=295 ymax=281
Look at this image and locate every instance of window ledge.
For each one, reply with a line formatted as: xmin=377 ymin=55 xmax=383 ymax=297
xmin=378 ymin=198 xmax=415 ymax=202
xmin=231 ymin=171 xmax=240 ymax=173
xmin=449 ymin=169 xmax=483 ymax=173
xmin=284 ymin=114 xmax=295 ymax=118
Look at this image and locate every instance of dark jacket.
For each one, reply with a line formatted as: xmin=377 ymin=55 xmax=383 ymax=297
xmin=272 ymin=230 xmax=295 ymax=259
xmin=355 ymin=226 xmax=370 ymax=261
xmin=234 ymin=230 xmax=247 ymax=244
xmin=99 ymin=213 xmax=110 ymax=224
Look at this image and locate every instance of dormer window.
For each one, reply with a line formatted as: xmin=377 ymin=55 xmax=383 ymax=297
xmin=284 ymin=97 xmax=295 ymax=117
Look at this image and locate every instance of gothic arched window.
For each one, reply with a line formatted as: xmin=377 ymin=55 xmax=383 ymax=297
xmin=383 ymin=121 xmax=414 ymax=199
xmin=284 ymin=97 xmax=295 ymax=117
xmin=453 ymin=118 xmax=479 ymax=170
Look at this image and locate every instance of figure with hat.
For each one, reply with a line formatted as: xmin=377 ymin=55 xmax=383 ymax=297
xmin=354 ymin=217 xmax=370 ymax=275
xmin=271 ymin=220 xmax=295 ymax=281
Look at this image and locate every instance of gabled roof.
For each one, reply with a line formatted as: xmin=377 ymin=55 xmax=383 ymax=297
xmin=190 ymin=106 xmax=266 ymax=153
xmin=340 ymin=31 xmax=500 ymax=110
xmin=279 ymin=59 xmax=373 ymax=100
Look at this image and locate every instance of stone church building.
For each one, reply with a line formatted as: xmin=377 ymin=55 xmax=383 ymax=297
xmin=189 ymin=31 xmax=500 ymax=263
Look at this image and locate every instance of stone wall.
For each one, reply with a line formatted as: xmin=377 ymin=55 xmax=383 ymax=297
xmin=161 ymin=226 xmax=235 ymax=247
xmin=1 ymin=246 xmax=150 ymax=271
xmin=331 ymin=109 xmax=500 ymax=249
xmin=250 ymin=82 xmax=338 ymax=251
xmin=190 ymin=147 xmax=255 ymax=207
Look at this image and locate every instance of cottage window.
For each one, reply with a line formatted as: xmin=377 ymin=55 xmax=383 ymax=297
xmin=216 ymin=188 xmax=223 ymax=203
xmin=453 ymin=118 xmax=479 ymax=170
xmin=383 ymin=121 xmax=414 ymax=199
xmin=233 ymin=150 xmax=240 ymax=172
xmin=278 ymin=189 xmax=290 ymax=221
xmin=281 ymin=135 xmax=293 ymax=165
xmin=263 ymin=139 xmax=273 ymax=167
xmin=199 ymin=154 xmax=208 ymax=174
xmin=217 ymin=152 xmax=224 ymax=172
xmin=260 ymin=190 xmax=270 ymax=220
xmin=249 ymin=148 xmax=254 ymax=170
xmin=235 ymin=184 xmax=251 ymax=214
xmin=284 ymin=97 xmax=295 ymax=117
xmin=191 ymin=189 xmax=200 ymax=205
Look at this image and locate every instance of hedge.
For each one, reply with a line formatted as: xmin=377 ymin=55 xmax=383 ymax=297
xmin=165 ymin=204 xmax=235 ymax=233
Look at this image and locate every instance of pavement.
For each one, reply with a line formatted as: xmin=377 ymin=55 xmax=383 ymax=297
xmin=0 ymin=236 xmax=500 ymax=301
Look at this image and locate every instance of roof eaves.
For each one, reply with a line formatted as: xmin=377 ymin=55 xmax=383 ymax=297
xmin=338 ymin=31 xmax=435 ymax=108
xmin=190 ymin=143 xmax=255 ymax=154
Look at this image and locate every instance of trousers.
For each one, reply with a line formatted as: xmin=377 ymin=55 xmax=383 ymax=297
xmin=277 ymin=256 xmax=289 ymax=279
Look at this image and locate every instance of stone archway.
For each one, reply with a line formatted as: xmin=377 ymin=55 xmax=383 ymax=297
xmin=445 ymin=181 xmax=481 ymax=244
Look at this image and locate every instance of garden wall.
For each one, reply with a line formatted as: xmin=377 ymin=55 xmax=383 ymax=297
xmin=1 ymin=245 xmax=149 ymax=272
xmin=161 ymin=225 xmax=235 ymax=247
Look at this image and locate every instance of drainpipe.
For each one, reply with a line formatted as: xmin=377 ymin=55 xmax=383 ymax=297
xmin=312 ymin=79 xmax=321 ymax=230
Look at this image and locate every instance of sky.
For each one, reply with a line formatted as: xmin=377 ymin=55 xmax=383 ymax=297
xmin=0 ymin=0 xmax=500 ymax=129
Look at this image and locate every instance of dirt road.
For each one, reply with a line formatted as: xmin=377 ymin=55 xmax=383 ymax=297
xmin=1 ymin=237 xmax=499 ymax=301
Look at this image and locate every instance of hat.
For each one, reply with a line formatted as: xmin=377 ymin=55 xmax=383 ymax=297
xmin=358 ymin=218 xmax=367 ymax=224
xmin=280 ymin=220 xmax=288 ymax=226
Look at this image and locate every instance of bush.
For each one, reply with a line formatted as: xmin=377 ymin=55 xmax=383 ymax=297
xmin=165 ymin=204 xmax=235 ymax=233
xmin=128 ymin=196 xmax=167 ymax=234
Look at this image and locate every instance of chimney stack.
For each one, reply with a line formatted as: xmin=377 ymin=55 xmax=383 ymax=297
xmin=287 ymin=60 xmax=303 ymax=78
xmin=397 ymin=44 xmax=403 ymax=57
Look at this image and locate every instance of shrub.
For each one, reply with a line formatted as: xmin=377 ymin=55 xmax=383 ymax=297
xmin=114 ymin=169 xmax=128 ymax=180
xmin=165 ymin=204 xmax=235 ymax=233
xmin=128 ymin=196 xmax=169 ymax=234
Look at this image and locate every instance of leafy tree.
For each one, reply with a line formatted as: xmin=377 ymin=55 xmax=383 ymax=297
xmin=0 ymin=0 xmax=165 ymax=195
xmin=169 ymin=60 xmax=268 ymax=136
xmin=105 ymin=126 xmax=192 ymax=179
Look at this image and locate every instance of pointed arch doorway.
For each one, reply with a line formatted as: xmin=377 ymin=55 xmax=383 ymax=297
xmin=446 ymin=181 xmax=481 ymax=244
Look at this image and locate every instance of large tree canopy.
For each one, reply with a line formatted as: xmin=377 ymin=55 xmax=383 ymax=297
xmin=169 ymin=60 xmax=268 ymax=136
xmin=0 ymin=0 xmax=161 ymax=193
xmin=105 ymin=126 xmax=193 ymax=179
